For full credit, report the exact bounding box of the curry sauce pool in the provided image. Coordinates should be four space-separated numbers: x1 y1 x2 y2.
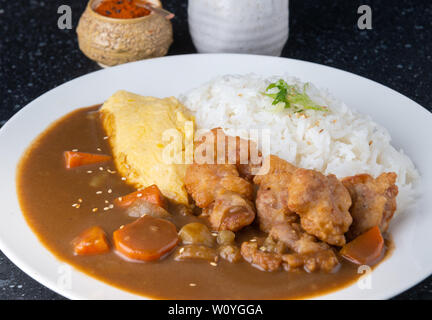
17 105 390 299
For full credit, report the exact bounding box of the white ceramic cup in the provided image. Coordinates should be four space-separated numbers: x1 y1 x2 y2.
188 0 289 56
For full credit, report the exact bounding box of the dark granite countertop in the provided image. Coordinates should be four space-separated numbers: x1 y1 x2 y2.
0 0 431 300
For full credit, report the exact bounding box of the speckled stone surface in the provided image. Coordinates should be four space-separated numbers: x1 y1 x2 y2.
0 0 431 300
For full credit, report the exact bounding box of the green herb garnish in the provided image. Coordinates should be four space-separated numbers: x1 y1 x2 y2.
263 79 328 113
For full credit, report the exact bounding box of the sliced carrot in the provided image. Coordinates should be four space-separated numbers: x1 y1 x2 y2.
64 151 111 169
114 185 166 209
72 226 110 255
113 215 178 261
340 226 384 265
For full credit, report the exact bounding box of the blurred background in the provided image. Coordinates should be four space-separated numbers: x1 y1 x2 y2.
0 0 431 299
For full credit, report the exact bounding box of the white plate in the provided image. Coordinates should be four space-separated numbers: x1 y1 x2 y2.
0 54 431 300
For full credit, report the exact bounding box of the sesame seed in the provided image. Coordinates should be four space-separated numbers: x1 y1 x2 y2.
137 193 142 197
118 197 123 202
72 149 78 152
87 170 93 174
105 200 109 204
109 204 114 209
72 203 78 208
96 191 103 194
179 247 185 253
107 189 112 194
103 207 109 211
78 198 83 203
121 177 126 181
120 225 124 229
250 238 257 242
189 283 197 287
210 262 217 267
97 148 102 152
99 167 104 171
92 208 98 212
103 136 109 140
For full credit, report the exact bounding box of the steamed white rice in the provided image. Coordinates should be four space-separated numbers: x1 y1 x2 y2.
180 74 420 214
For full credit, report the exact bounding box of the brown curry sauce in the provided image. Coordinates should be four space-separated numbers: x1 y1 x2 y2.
16 106 392 299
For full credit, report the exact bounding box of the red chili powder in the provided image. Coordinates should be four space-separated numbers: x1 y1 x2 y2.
94 0 151 19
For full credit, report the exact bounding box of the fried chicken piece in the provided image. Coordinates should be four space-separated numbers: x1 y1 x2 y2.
185 129 256 232
241 222 339 273
288 168 352 246
194 128 262 180
270 223 339 272
240 240 282 272
282 250 339 273
252 156 339 273
253 155 297 232
254 155 297 182
185 164 253 208
185 164 255 231
204 191 255 232
342 172 398 240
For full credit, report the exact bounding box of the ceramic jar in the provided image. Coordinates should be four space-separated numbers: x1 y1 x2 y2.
188 0 289 56
77 0 173 67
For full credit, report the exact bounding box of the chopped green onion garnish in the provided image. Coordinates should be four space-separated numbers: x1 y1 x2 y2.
262 79 328 113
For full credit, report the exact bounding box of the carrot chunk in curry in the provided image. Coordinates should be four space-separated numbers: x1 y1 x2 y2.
72 226 110 255
113 215 178 261
64 151 111 169
340 226 384 265
114 184 166 209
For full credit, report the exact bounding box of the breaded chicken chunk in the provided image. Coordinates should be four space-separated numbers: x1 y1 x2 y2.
185 164 253 208
270 223 339 272
194 128 262 181
185 163 255 232
342 172 398 240
240 222 339 273
241 240 282 272
253 155 297 232
288 168 352 246
250 156 339 272
204 190 256 232
185 129 257 232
